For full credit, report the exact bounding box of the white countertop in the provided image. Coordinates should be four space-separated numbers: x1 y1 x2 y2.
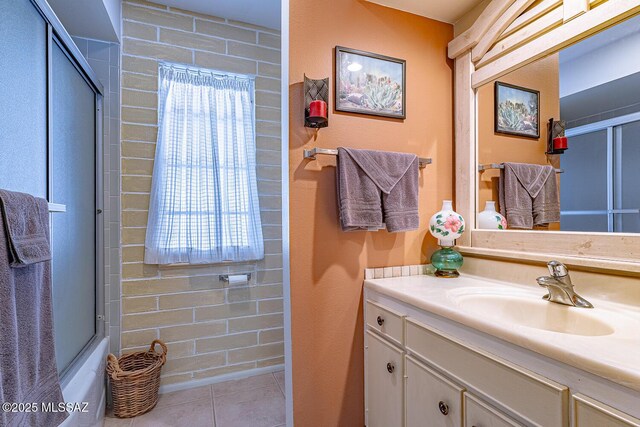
365 274 640 391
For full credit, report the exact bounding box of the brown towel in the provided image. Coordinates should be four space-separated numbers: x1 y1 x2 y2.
0 190 67 427
336 148 419 232
499 163 560 229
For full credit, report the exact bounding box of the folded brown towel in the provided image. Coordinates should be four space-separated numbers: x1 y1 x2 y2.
499 163 560 229
336 148 419 232
0 189 51 267
0 190 67 427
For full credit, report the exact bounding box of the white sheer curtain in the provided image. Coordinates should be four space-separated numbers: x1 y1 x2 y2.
144 64 264 264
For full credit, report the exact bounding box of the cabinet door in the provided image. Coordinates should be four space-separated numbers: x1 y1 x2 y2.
405 355 464 427
464 393 522 427
406 318 568 426
573 394 640 427
365 331 403 427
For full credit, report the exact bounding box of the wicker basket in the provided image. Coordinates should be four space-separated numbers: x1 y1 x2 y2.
106 340 168 418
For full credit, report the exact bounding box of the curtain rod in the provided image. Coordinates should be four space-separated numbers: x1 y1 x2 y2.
159 61 256 81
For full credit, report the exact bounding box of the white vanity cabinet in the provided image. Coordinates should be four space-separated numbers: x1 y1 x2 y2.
364 300 406 426
365 330 404 427
365 299 569 427
464 394 522 427
364 276 640 427
405 355 465 427
365 300 404 347
405 318 568 426
573 394 640 427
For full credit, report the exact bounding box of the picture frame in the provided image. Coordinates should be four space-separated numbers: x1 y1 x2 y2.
494 82 540 139
335 46 406 119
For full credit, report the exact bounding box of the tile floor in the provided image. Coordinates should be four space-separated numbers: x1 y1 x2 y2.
104 370 285 427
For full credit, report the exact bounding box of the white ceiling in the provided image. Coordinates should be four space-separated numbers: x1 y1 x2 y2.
559 14 640 97
560 14 640 63
365 0 485 24
153 0 281 30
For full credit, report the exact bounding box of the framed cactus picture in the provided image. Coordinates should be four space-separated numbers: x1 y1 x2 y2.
335 46 406 119
494 82 540 138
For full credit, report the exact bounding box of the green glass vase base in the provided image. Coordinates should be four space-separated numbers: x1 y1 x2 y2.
434 269 460 278
430 247 463 279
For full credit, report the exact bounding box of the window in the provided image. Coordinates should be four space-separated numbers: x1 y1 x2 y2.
145 63 264 264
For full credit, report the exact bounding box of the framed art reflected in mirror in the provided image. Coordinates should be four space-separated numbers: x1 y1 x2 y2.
494 82 540 139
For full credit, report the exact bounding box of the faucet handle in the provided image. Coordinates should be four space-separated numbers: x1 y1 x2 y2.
547 261 568 278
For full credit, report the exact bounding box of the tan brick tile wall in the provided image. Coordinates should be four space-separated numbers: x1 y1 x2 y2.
190 362 255 382
121 0 282 386
122 295 158 313
159 320 227 342
195 332 257 353
228 313 283 334
259 328 284 345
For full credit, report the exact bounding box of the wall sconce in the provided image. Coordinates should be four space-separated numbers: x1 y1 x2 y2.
304 74 329 128
546 118 568 154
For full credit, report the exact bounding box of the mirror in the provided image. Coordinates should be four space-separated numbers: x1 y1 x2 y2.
477 14 640 233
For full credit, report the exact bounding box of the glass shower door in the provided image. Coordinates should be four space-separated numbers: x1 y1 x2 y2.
560 129 609 231
0 0 48 196
50 40 98 374
563 117 640 233
615 121 640 233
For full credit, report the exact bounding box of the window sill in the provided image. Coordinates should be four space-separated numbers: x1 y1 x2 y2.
155 260 245 268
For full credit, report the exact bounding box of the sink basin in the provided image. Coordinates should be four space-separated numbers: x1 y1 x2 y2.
455 293 615 336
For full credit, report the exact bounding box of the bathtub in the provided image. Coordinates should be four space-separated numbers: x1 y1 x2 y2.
59 337 108 427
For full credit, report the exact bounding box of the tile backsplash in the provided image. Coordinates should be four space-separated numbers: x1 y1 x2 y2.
364 264 433 280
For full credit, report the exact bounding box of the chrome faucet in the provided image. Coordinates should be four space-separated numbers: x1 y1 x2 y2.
537 261 593 308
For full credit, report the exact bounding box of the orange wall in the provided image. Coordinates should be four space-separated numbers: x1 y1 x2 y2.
477 53 560 215
289 1 453 424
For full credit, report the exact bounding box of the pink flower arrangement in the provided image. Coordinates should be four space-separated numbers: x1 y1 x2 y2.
444 216 462 233
500 218 508 229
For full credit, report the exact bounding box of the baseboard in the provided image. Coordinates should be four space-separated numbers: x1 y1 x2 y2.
158 364 285 394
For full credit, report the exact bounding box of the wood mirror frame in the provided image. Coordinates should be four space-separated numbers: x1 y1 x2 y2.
448 0 640 272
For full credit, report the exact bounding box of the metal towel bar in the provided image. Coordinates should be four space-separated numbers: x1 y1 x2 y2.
303 147 432 169
48 203 66 213
478 163 564 173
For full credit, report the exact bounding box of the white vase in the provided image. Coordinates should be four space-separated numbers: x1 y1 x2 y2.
478 201 507 230
429 200 465 247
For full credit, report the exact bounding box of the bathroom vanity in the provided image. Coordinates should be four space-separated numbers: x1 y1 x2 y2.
363 273 640 427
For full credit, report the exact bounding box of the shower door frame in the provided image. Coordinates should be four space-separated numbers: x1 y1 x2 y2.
564 111 640 232
31 0 105 383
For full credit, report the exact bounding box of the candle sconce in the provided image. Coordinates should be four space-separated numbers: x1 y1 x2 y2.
546 118 567 155
304 74 329 128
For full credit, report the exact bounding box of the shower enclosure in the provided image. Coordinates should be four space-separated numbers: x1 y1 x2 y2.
0 0 106 424
562 114 640 233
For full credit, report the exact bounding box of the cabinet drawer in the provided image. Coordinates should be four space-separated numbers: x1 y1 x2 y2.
366 300 404 346
365 330 404 427
405 318 568 427
405 355 464 427
464 393 522 427
573 394 640 427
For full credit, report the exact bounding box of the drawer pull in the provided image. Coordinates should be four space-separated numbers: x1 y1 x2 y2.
386 362 395 373
438 401 449 416
376 316 385 326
